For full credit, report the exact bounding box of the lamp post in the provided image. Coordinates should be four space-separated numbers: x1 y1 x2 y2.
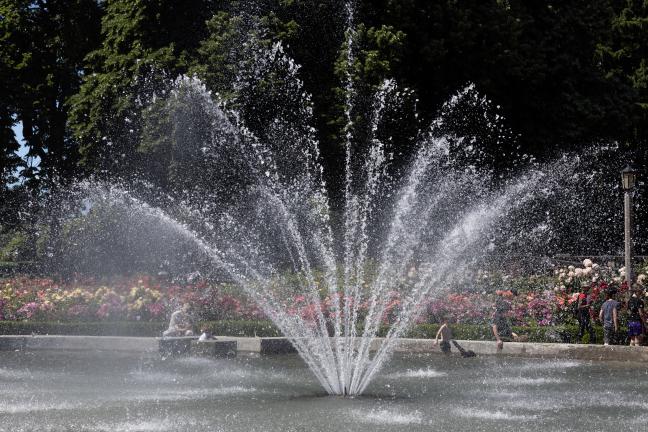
621 165 638 285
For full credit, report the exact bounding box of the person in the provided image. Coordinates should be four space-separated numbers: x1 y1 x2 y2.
576 283 596 344
598 289 619 345
162 303 194 337
434 320 453 354
491 289 525 350
627 284 645 346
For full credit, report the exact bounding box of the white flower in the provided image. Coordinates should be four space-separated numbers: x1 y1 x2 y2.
575 268 584 276
592 263 600 270
568 265 575 271
637 274 646 283
568 271 575 278
583 259 593 268
583 267 592 276
613 277 621 283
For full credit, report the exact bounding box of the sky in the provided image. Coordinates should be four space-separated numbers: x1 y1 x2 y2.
13 123 27 158
10 122 40 186
13 122 41 163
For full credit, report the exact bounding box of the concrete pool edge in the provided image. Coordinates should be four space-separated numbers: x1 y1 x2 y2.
1 335 647 361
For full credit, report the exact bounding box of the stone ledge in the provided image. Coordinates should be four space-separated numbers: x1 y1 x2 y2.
158 336 195 357
0 335 158 352
260 337 297 354
2 335 647 362
392 338 648 361
190 340 237 357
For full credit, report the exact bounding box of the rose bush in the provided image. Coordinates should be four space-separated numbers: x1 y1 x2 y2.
0 259 646 326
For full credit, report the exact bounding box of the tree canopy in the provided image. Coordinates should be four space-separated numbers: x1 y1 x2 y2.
1 0 647 267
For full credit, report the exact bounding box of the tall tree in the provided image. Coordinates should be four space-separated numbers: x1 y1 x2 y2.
597 0 648 144
0 0 103 189
360 0 634 160
68 0 218 180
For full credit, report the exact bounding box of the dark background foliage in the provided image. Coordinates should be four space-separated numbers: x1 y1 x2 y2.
1 0 647 274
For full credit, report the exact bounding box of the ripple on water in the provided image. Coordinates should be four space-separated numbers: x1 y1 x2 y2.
0 400 83 414
517 360 582 371
387 368 447 379
454 408 537 421
93 418 222 432
352 408 424 425
117 385 258 403
127 370 180 383
482 377 565 386
173 357 219 368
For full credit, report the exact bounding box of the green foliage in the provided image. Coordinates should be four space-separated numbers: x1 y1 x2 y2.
334 24 405 89
362 0 636 156
0 230 29 262
0 0 103 188
200 320 282 337
596 0 648 140
0 319 611 343
331 23 407 135
0 320 166 336
4 0 648 268
68 0 217 176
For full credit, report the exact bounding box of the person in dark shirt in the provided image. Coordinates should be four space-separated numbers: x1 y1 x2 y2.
627 284 645 346
598 289 619 345
491 289 525 350
576 283 596 344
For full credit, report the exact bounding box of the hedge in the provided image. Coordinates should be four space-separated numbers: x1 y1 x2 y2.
0 321 167 337
0 320 613 343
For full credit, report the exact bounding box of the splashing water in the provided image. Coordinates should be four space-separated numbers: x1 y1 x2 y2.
62 3 622 397
75 72 558 396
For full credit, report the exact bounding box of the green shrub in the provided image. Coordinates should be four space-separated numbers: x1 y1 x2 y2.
0 320 613 343
0 321 166 337
199 320 281 337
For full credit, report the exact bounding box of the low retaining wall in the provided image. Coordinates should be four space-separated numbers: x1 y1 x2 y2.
392 338 648 362
1 335 647 362
0 335 158 352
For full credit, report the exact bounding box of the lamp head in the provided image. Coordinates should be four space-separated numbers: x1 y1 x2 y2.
621 165 638 191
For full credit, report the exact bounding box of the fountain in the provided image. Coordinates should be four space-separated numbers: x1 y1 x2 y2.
44 0 634 398
67 22 561 398
4 3 648 432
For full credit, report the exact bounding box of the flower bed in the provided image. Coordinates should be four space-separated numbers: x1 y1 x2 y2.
1 259 646 329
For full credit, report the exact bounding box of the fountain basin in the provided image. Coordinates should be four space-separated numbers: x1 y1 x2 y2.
3 335 648 362
1 348 646 431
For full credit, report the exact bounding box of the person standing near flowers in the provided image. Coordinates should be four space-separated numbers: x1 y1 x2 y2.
627 284 645 346
598 289 619 345
491 289 522 350
576 282 596 344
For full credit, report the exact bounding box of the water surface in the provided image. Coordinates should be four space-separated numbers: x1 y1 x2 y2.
0 350 645 431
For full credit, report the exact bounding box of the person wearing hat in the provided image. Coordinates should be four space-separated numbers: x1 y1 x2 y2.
576 282 596 344
627 284 645 346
